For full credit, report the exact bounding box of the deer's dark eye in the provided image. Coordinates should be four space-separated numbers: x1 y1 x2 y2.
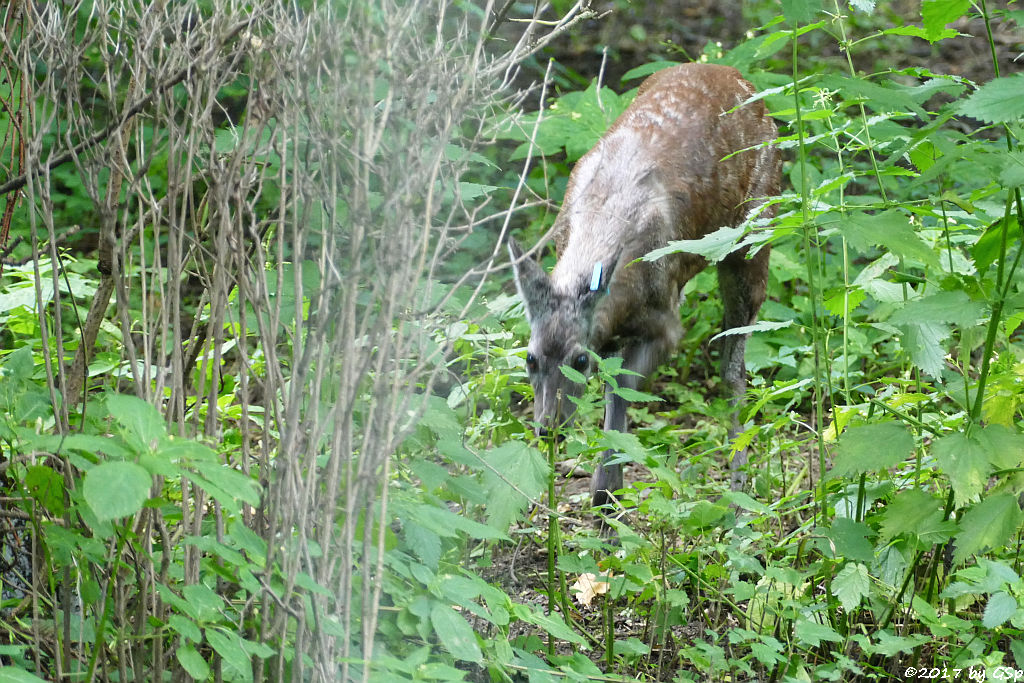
572 353 589 372
525 352 538 373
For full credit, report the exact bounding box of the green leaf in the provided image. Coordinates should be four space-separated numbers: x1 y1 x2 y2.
840 210 938 268
512 603 587 646
972 216 1019 272
984 591 1018 628
106 393 166 452
559 364 587 384
190 463 262 510
933 432 992 506
206 629 253 683
181 583 227 621
885 25 958 41
818 74 926 118
0 668 50 683
1000 150 1024 188
175 644 210 680
889 291 983 330
83 461 151 521
611 386 662 402
411 501 506 541
167 614 202 643
879 488 946 543
899 319 949 378
870 630 930 656
430 603 483 663
975 424 1024 470
641 226 745 264
824 518 875 562
481 441 548 533
711 320 793 341
24 465 65 516
922 0 970 41
794 619 842 647
833 563 871 612
954 493 1024 564
781 0 822 25
829 422 915 478
959 74 1024 123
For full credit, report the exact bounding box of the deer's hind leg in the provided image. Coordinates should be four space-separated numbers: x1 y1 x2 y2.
716 246 770 490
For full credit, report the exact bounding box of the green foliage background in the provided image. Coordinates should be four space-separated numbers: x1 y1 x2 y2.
2 0 1024 681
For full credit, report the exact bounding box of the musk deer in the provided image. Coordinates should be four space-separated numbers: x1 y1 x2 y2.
508 63 780 509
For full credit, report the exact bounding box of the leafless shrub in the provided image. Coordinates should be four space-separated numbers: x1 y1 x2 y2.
0 0 596 679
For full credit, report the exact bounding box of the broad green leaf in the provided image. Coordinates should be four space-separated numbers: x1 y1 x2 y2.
885 25 957 42
412 501 506 541
818 75 926 118
405 521 442 569
984 591 1018 628
191 462 261 508
642 226 745 264
781 0 822 25
954 493 1023 564
888 291 983 330
512 603 587 646
181 583 227 621
106 393 166 452
1001 150 1024 187
559 364 586 383
167 614 202 643
83 461 151 521
823 518 874 562
870 630 930 656
898 319 949 378
430 603 483 663
933 432 992 506
206 629 254 683
598 429 648 459
0 668 50 683
972 216 1019 272
959 74 1024 123
794 619 842 647
879 488 946 542
175 644 210 681
611 386 663 402
24 465 65 516
833 563 871 613
976 425 1024 469
829 422 915 478
750 641 787 666
840 210 938 268
922 0 970 41
482 441 548 533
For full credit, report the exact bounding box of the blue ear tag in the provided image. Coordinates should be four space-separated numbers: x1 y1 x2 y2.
590 262 603 292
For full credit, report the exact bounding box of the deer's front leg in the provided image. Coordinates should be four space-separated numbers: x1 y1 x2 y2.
591 379 629 509
591 338 670 510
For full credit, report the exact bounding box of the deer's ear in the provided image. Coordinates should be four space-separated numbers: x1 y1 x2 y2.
508 238 554 324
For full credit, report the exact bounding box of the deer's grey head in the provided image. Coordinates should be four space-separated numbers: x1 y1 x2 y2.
508 238 615 436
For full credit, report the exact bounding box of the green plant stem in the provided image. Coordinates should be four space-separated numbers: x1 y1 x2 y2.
792 22 828 526
85 529 129 681
547 433 557 659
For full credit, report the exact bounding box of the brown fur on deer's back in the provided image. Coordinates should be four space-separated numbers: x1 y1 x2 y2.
549 63 779 355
